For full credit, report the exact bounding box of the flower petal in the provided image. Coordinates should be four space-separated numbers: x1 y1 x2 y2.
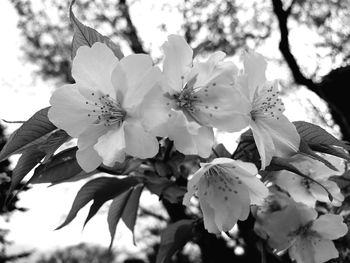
250 119 275 169
262 115 300 158
312 239 339 263
183 168 205 206
195 85 251 132
75 124 107 172
124 67 162 110
162 35 193 92
48 84 93 137
72 43 119 100
240 51 267 101
94 124 126 166
311 214 348 240
140 85 173 137
124 121 159 159
288 236 315 263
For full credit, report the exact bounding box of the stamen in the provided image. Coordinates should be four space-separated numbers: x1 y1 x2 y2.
86 94 126 126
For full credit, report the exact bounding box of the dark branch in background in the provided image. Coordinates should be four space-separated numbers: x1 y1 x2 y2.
272 0 350 141
119 0 147 54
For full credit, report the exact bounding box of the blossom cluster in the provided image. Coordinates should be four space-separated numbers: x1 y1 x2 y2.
48 35 347 263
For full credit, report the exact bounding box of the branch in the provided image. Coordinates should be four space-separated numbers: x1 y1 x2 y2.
118 0 147 54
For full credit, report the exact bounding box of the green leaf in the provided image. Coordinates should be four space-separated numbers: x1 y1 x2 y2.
212 143 231 158
9 148 46 193
38 130 71 163
70 0 124 59
156 219 195 263
0 107 56 161
31 147 93 185
294 121 350 150
107 184 143 249
56 176 139 230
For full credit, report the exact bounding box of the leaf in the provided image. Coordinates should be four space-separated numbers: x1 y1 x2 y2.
299 140 338 171
212 143 232 158
293 121 350 150
31 147 94 185
310 144 350 162
9 148 46 193
56 176 139 230
107 184 143 249
156 219 195 263
70 0 124 59
0 107 56 161
145 175 186 204
38 130 71 163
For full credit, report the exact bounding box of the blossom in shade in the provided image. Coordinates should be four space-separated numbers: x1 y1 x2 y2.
49 43 161 172
183 157 269 234
141 35 247 157
254 191 348 263
271 153 344 207
233 51 300 169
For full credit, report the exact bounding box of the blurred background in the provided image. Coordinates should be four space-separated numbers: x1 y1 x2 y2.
0 0 350 262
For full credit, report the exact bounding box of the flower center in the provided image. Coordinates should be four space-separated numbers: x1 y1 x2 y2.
173 75 201 114
250 84 284 121
86 93 126 127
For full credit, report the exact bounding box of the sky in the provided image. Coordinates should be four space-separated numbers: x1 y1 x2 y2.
0 0 341 262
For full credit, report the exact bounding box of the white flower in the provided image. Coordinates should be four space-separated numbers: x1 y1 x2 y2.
49 43 161 172
183 157 269 234
289 214 348 263
235 51 300 169
254 191 348 263
272 154 344 207
141 35 247 157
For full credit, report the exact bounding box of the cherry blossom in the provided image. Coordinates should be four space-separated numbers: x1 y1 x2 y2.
254 191 347 263
271 153 344 207
141 35 247 157
49 43 161 172
234 51 300 169
183 158 269 234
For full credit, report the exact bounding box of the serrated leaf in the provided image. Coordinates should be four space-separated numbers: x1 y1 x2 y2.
9 148 46 193
0 107 56 161
70 0 123 59
31 147 94 185
294 121 350 150
56 176 139 230
156 219 195 263
107 184 143 249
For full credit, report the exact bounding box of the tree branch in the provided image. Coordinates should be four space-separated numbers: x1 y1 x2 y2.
119 0 147 54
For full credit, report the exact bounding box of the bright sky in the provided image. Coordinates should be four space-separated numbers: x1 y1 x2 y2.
0 0 340 262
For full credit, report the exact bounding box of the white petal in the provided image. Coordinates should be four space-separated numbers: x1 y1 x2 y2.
312 239 339 263
162 35 193 92
195 85 251 132
94 124 126 166
250 119 275 169
140 85 173 137
167 110 214 157
241 51 267 101
233 161 269 205
76 124 107 172
183 168 205 206
289 237 315 263
262 115 300 158
197 179 220 234
311 214 348 240
48 84 93 137
125 67 162 110
273 171 317 207
72 43 118 100
124 122 159 159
